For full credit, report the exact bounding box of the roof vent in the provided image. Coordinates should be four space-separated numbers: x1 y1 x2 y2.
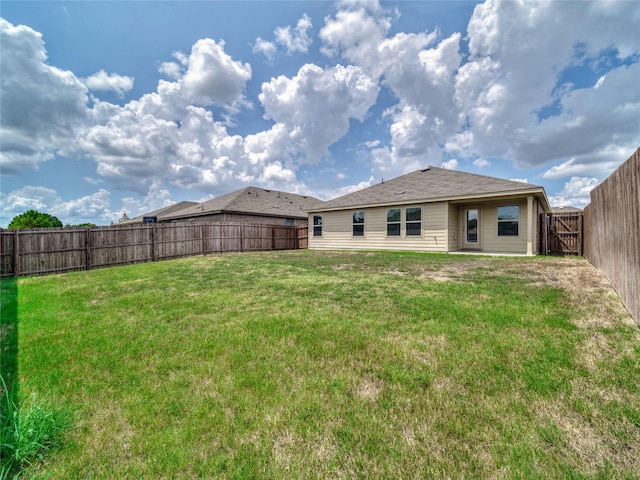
394 191 406 195
421 167 431 172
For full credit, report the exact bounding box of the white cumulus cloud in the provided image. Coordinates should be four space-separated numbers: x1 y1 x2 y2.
259 63 379 163
181 38 252 107
0 186 114 226
548 176 599 208
252 38 277 60
275 14 313 54
254 14 313 59
441 159 459 170
459 0 640 172
0 18 88 173
83 70 134 97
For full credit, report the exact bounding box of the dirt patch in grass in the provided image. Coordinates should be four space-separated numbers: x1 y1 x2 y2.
519 258 634 329
533 396 640 474
416 259 491 282
353 376 383 402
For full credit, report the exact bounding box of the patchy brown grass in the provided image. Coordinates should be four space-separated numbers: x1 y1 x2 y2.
11 250 639 479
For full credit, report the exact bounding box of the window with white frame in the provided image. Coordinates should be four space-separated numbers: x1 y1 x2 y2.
387 209 401 236
497 205 519 236
406 207 422 236
353 211 364 236
313 215 323 237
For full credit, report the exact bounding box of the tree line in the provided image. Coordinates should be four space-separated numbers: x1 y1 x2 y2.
5 210 96 229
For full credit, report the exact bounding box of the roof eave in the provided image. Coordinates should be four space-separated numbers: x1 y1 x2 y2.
306 188 549 213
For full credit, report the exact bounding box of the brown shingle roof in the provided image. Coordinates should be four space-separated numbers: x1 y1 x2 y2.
120 201 198 224
162 187 323 221
309 166 548 212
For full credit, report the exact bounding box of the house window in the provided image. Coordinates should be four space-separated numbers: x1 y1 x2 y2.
498 205 519 236
353 211 364 237
284 218 294 226
313 215 323 237
387 209 401 236
406 207 422 236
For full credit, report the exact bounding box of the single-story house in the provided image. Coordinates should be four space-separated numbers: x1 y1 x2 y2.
307 166 551 255
125 187 322 227
119 201 198 224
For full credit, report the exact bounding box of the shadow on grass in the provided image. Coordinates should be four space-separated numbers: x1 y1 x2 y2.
1 276 18 393
1 277 72 478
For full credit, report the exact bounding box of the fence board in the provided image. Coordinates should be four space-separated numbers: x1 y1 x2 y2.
584 147 639 325
0 222 304 277
297 225 309 249
18 229 87 274
0 230 15 277
89 226 153 269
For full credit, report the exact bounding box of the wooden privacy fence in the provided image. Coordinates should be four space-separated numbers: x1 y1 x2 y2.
0 223 310 277
584 146 639 325
541 212 583 255
296 225 309 249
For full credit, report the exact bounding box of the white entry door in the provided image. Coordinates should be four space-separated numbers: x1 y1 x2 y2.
463 208 480 250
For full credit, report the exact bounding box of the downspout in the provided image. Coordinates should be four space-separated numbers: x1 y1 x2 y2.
527 196 534 256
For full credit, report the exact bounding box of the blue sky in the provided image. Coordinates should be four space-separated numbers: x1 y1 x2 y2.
1 0 638 227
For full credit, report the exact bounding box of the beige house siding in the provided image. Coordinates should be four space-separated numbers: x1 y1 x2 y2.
447 203 459 251
309 203 449 252
471 199 529 254
310 196 541 255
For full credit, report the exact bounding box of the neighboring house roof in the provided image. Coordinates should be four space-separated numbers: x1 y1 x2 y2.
550 206 583 213
161 187 323 221
120 201 198 224
308 166 550 212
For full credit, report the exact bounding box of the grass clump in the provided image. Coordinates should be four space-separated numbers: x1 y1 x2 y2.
0 376 71 479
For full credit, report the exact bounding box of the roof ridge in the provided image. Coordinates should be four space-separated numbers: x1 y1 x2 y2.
425 165 542 188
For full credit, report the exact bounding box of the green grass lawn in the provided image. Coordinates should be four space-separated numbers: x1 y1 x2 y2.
2 250 639 478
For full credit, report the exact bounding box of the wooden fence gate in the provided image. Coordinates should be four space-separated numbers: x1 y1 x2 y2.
541 212 583 255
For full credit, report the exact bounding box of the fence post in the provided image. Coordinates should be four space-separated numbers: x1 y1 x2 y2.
151 224 156 262
578 213 584 256
85 228 91 271
272 226 276 250
201 224 206 256
13 230 19 276
240 224 244 252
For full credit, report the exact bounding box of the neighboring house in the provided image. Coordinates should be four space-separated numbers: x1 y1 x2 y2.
550 206 583 214
307 166 551 256
120 201 198 224
128 187 322 227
